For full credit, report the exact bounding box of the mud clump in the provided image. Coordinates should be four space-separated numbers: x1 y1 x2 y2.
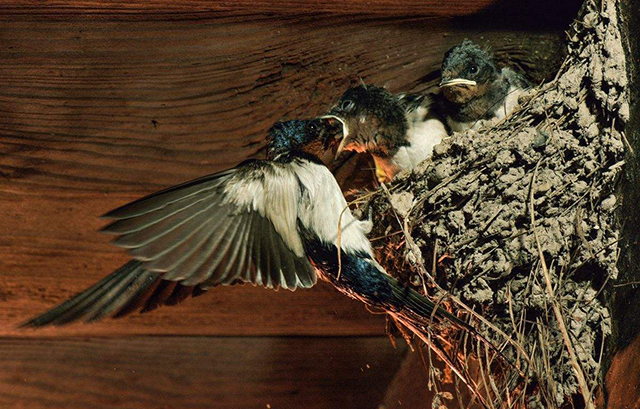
365 0 628 405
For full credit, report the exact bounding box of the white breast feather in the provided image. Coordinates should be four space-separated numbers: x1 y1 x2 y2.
391 107 447 171
492 86 523 120
223 160 372 258
393 119 446 171
291 161 374 256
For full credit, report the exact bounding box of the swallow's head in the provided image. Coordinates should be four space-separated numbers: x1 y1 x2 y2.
324 84 407 158
267 118 341 159
439 40 499 104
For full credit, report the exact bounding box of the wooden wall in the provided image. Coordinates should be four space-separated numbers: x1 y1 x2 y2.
0 1 578 407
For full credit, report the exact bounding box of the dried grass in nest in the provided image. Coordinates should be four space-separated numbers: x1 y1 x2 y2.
353 0 629 407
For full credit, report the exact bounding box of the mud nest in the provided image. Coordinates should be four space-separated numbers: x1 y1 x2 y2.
360 0 629 406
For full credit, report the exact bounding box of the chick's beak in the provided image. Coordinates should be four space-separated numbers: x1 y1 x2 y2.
440 78 478 88
320 114 349 159
439 78 478 88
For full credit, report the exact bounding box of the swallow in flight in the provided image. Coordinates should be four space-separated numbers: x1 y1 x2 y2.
22 118 466 333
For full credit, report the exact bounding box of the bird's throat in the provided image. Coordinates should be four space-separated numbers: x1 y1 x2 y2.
373 156 398 183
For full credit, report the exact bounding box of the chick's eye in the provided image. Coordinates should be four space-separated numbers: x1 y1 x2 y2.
341 100 355 111
469 66 478 74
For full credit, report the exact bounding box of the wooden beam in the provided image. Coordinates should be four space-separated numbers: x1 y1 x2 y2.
604 335 640 409
605 0 640 406
0 0 499 19
0 16 564 192
0 336 406 409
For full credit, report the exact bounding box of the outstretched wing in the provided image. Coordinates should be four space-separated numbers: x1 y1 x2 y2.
102 160 316 290
21 160 317 327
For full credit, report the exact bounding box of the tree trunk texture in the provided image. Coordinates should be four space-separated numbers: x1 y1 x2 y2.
361 0 637 407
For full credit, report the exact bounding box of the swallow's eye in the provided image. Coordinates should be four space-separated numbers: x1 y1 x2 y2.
469 65 478 74
341 100 355 111
306 121 319 133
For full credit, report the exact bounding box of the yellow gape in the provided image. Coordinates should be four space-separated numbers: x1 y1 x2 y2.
375 161 389 183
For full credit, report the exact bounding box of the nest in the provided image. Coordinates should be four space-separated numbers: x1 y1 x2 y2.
360 0 628 406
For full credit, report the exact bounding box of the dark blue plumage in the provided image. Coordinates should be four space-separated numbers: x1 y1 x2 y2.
267 119 338 160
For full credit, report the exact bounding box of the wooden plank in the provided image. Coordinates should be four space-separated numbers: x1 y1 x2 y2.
0 190 387 337
382 346 481 409
0 16 565 336
0 0 499 18
0 336 407 409
0 17 564 194
605 334 640 408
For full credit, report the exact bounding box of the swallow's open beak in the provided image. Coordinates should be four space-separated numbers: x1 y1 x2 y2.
321 115 349 159
439 78 478 88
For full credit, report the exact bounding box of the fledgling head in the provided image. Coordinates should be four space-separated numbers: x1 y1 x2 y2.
440 40 499 104
325 85 408 158
266 118 340 160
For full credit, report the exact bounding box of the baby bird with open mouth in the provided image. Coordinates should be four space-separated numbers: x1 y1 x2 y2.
325 84 447 183
438 39 529 132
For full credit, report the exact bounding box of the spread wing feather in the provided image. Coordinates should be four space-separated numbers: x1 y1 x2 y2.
21 159 317 327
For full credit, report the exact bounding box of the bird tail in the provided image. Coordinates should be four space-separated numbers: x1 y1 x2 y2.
20 261 170 328
386 275 524 378
385 274 475 333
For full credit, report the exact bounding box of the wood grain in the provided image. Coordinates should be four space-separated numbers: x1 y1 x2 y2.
0 192 387 337
0 4 584 409
0 16 564 193
605 334 640 409
382 346 484 409
0 0 499 19
0 14 566 337
0 336 407 409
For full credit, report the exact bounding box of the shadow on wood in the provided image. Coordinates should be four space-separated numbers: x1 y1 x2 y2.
0 336 406 409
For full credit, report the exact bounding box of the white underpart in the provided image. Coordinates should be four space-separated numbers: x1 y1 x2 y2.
382 106 447 177
291 160 374 256
224 159 373 258
448 85 524 132
492 85 524 121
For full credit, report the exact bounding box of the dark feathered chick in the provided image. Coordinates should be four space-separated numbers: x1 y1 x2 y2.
325 84 447 183
438 40 529 131
20 118 468 337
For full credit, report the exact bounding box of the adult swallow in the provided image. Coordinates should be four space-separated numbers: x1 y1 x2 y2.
438 39 529 132
325 84 447 183
21 118 466 333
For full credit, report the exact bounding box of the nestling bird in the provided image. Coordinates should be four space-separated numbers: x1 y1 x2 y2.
438 40 529 132
21 118 466 332
325 84 447 183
